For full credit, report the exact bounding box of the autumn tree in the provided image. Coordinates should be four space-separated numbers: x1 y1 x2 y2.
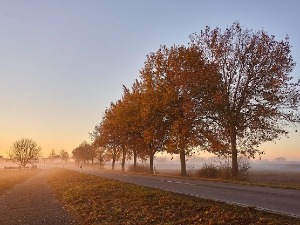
190 22 300 178
93 108 122 170
95 146 109 166
94 81 160 173
72 141 94 165
93 98 134 172
139 64 170 174
90 126 111 167
9 138 41 168
119 84 149 169
96 85 152 172
142 45 218 176
112 90 137 172
104 99 129 172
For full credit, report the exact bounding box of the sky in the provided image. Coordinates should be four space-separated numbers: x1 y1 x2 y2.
0 0 299 160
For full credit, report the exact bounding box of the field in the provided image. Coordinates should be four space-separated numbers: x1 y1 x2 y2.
248 169 300 189
0 169 40 195
48 168 300 225
149 161 300 189
144 166 300 190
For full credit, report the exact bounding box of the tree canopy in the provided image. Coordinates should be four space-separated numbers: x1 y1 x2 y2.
92 22 300 178
9 138 41 167
190 22 300 176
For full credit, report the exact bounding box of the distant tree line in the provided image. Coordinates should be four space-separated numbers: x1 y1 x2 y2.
76 22 300 178
48 149 70 167
72 141 108 167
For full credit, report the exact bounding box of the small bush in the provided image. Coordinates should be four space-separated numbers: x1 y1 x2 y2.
196 156 251 181
196 163 219 178
218 164 232 179
237 156 251 180
128 164 150 173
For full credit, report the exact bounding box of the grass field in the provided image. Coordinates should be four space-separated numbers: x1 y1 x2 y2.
48 168 300 225
249 169 300 183
0 169 40 195
151 168 300 190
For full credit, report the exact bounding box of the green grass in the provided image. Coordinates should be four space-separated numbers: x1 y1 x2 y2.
48 168 300 225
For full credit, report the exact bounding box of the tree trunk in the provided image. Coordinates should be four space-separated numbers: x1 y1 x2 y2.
133 151 137 170
180 149 187 176
149 152 154 174
231 127 238 179
112 154 116 170
99 155 102 166
121 149 126 172
112 146 117 170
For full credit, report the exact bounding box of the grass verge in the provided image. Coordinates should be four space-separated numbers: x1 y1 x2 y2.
48 168 300 225
0 169 41 195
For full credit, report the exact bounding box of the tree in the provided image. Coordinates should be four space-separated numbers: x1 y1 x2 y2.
100 100 128 171
93 110 122 170
94 78 167 174
93 86 148 172
72 141 94 165
275 157 286 162
49 149 60 160
9 138 41 168
109 94 134 172
141 45 218 176
59 149 69 167
49 149 56 159
139 66 169 174
190 22 300 178
94 146 109 166
118 84 149 171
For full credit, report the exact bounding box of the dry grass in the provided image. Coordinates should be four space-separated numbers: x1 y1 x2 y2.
0 169 41 195
48 168 300 225
249 170 300 183
156 169 300 190
238 170 300 190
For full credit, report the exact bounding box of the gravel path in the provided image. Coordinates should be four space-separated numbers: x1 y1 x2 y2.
0 169 77 225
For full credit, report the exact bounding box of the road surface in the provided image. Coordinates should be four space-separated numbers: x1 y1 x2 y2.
69 166 300 218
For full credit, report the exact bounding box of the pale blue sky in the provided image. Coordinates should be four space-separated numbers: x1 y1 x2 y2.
0 0 299 159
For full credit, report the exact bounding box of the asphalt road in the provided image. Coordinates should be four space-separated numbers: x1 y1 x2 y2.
69 166 300 218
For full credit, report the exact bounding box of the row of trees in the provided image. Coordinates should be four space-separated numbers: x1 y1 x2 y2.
7 138 109 168
89 22 299 178
72 141 108 166
7 138 72 168
48 148 70 167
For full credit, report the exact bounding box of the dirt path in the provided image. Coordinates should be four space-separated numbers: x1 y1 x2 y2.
0 169 77 225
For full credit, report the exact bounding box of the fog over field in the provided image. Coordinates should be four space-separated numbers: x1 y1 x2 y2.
1 153 299 185
133 155 300 172
2 155 299 171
